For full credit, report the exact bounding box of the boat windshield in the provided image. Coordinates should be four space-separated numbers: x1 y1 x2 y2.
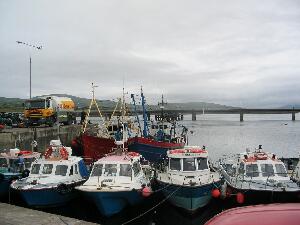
0 158 7 167
91 164 103 177
104 164 117 176
260 164 274 177
55 165 68 176
24 157 36 169
246 164 259 177
42 164 53 174
183 158 196 171
31 164 41 174
197 157 208 170
170 158 181 171
275 164 288 177
120 164 132 177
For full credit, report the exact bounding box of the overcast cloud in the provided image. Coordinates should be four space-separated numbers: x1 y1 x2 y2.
1 0 300 107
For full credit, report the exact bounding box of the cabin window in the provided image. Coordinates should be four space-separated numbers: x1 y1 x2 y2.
69 165 73 176
120 164 132 177
170 158 181 171
0 158 7 167
31 164 41 174
275 164 287 177
132 162 141 176
197 158 208 170
183 158 196 171
261 164 274 177
238 163 245 175
42 164 53 174
55 165 68 176
74 164 78 174
104 164 117 176
246 164 259 177
91 164 103 176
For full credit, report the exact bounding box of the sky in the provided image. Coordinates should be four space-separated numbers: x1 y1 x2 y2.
0 0 300 108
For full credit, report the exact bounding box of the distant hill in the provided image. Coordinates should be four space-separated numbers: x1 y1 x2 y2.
279 104 300 109
0 94 238 112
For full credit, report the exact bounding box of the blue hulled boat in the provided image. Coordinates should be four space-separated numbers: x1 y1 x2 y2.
156 146 221 212
11 140 89 207
0 148 40 198
76 146 151 217
128 90 187 163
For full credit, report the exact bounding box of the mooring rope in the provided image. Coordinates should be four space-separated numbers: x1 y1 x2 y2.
121 185 182 225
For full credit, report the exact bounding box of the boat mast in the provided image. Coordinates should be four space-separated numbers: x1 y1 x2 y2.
130 94 142 137
141 87 149 137
82 83 108 135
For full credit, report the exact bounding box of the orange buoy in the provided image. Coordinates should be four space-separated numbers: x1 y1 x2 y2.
142 186 152 197
236 192 245 204
211 189 221 198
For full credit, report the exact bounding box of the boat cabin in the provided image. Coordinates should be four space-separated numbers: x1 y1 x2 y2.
0 149 40 173
167 147 209 172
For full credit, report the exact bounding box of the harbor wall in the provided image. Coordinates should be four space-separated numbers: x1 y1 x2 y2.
0 125 82 152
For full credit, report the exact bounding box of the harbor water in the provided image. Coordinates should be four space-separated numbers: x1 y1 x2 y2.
4 114 300 225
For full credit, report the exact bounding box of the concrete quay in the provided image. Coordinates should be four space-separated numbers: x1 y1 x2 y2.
0 203 98 225
0 125 82 152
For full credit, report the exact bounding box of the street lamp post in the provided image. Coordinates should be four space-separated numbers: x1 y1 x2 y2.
16 41 42 99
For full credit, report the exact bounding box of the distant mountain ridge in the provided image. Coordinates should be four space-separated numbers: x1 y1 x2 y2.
0 94 238 111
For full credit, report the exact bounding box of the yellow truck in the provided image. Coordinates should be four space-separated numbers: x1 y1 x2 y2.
24 96 76 126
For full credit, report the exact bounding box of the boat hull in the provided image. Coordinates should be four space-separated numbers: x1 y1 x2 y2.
0 173 21 198
73 134 117 164
17 187 77 207
128 137 184 163
83 190 143 217
157 180 218 212
225 182 300 202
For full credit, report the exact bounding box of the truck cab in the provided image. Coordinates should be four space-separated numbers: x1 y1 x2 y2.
24 96 76 127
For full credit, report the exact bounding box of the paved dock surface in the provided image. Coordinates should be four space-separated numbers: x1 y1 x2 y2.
0 203 99 225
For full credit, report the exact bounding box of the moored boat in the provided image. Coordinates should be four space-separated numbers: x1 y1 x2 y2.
76 145 152 217
218 145 300 202
156 146 221 213
128 90 187 163
0 148 40 198
11 140 89 207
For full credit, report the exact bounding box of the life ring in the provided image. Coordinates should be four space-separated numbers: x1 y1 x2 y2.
59 147 69 160
19 150 32 155
255 153 268 160
127 152 140 157
44 147 53 159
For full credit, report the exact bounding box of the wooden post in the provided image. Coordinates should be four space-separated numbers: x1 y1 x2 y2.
192 112 197 121
292 112 295 121
240 113 244 122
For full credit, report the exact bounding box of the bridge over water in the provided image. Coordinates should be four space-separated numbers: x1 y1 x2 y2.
76 108 300 122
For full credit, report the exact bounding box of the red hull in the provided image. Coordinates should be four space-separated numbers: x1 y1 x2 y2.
81 134 116 163
127 137 184 149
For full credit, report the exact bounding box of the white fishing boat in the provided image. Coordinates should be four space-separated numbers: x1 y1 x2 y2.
76 145 152 217
156 146 221 213
11 140 89 207
218 145 300 201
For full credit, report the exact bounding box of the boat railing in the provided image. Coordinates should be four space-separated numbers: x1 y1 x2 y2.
231 170 299 191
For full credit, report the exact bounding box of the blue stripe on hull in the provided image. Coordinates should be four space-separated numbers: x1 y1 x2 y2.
84 190 143 217
158 181 219 212
20 188 76 207
129 143 175 163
